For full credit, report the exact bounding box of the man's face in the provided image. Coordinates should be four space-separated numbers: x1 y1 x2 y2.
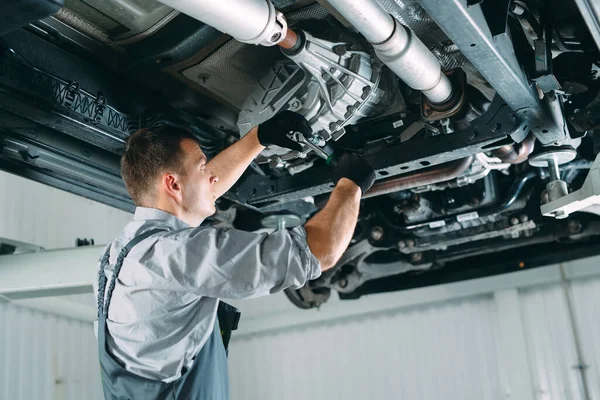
177 139 219 225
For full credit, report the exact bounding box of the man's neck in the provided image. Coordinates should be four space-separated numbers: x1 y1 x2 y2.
149 199 190 225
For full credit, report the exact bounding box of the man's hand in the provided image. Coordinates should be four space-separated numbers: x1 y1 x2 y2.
332 153 376 195
205 111 310 199
257 111 310 152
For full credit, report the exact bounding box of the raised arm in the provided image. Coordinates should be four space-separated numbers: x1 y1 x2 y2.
207 127 264 199
304 179 361 271
207 111 307 199
304 154 376 270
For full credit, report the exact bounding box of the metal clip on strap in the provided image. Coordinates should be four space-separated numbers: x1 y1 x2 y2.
97 229 165 318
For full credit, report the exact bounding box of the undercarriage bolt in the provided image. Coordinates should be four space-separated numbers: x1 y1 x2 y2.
288 99 301 110
405 239 415 248
520 215 529 223
338 278 348 289
398 240 406 249
370 226 384 241
410 252 423 263
511 217 520 226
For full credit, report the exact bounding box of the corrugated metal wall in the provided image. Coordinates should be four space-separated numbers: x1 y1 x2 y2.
520 284 585 399
0 302 102 400
228 274 600 400
229 295 503 400
570 277 600 398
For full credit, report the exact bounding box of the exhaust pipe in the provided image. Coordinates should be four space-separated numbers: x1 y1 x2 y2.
155 0 452 103
325 0 453 104
154 0 290 47
363 157 473 198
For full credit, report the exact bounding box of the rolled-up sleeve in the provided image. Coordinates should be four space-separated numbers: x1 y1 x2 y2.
148 226 321 299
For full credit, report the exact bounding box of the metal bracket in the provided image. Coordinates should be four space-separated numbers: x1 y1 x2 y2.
416 0 569 145
233 95 515 206
92 92 107 125
541 153 600 218
64 81 79 109
569 107 600 132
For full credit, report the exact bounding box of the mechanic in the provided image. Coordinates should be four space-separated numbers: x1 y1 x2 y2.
94 111 376 400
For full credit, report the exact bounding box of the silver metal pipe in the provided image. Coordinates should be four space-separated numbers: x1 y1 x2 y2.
326 0 453 104
547 156 561 182
375 21 454 103
155 0 288 46
325 0 395 44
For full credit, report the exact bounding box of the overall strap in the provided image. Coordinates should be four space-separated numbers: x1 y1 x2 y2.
97 229 165 318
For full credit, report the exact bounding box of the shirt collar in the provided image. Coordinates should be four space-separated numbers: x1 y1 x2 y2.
133 207 191 230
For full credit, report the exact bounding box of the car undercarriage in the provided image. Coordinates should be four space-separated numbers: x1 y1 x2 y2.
2 0 600 308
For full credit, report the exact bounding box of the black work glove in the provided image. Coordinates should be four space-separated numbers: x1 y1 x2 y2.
332 153 376 194
257 111 309 152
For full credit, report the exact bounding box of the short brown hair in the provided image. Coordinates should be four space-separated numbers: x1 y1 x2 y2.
121 126 197 205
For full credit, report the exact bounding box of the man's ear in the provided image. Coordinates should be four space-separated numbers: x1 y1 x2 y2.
162 172 183 203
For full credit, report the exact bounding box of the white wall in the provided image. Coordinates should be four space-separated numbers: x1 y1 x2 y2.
0 170 131 249
0 301 102 400
520 285 583 398
227 261 600 400
570 278 600 398
229 295 503 400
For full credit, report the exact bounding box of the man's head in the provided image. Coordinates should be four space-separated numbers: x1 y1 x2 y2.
121 126 219 226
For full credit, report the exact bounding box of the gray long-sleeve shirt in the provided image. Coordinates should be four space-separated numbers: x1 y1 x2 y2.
93 207 320 382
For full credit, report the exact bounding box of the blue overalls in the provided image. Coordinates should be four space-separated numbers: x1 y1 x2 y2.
96 229 239 400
